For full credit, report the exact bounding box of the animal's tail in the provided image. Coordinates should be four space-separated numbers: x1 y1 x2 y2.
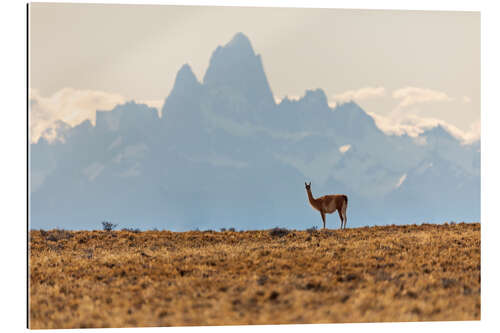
343 195 348 206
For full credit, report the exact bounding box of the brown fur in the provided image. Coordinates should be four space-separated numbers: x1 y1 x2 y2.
305 182 348 229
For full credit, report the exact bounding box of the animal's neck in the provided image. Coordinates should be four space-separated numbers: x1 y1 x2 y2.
306 189 316 205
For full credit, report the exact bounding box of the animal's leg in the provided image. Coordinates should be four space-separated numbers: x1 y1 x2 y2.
337 210 344 230
321 211 326 229
342 202 348 230
343 211 347 230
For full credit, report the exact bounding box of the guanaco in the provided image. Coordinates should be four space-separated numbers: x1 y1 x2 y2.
305 182 348 229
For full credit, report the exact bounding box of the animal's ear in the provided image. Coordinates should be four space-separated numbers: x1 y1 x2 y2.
308 182 311 186
304 182 307 186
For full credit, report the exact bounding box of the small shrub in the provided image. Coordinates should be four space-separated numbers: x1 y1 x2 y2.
220 228 226 232
102 221 118 232
306 226 318 234
228 227 236 232
269 227 290 238
46 229 73 242
121 228 141 233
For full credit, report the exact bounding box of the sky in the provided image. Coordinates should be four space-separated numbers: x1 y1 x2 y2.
29 3 480 144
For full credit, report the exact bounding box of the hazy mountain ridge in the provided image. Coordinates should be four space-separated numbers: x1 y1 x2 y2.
30 33 480 230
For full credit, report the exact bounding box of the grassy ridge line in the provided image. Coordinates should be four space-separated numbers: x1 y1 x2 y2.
29 223 480 328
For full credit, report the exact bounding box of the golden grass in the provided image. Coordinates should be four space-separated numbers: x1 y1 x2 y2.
29 223 480 329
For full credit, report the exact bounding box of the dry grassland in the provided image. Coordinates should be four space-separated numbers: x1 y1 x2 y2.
29 223 480 329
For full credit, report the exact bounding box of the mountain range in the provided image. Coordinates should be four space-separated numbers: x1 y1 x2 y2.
29 33 480 231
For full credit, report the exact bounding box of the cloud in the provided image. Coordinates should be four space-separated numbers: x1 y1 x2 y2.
395 173 407 188
368 86 478 144
82 162 105 182
464 119 481 143
119 163 141 178
392 87 453 109
367 110 480 144
332 86 386 103
339 144 351 154
274 95 302 104
29 88 163 143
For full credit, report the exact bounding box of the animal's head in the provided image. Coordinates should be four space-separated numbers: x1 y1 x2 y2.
304 182 311 191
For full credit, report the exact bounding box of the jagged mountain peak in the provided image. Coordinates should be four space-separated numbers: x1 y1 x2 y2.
203 33 259 84
330 101 363 118
161 63 204 118
333 100 362 111
302 89 329 107
329 101 381 134
422 124 456 142
333 101 373 119
226 32 254 53
174 64 200 87
202 32 274 109
96 101 159 131
210 32 256 61
166 63 202 101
